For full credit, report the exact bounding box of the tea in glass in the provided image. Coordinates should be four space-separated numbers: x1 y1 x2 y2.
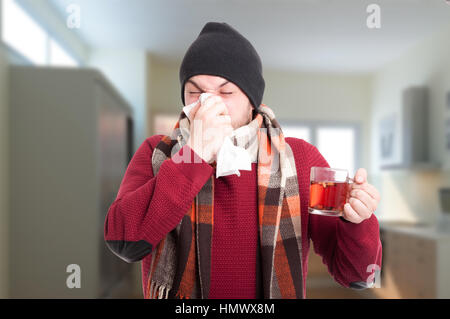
308 167 353 217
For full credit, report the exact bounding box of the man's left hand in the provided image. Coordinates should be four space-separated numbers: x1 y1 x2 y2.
342 168 381 224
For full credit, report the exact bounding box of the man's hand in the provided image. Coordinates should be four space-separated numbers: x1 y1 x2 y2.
342 168 381 224
186 95 233 164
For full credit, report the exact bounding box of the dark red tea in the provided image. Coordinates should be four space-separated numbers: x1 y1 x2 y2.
309 181 349 213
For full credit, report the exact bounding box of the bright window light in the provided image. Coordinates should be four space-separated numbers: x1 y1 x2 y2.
49 39 78 67
317 127 355 176
2 0 47 65
2 0 79 67
282 126 311 143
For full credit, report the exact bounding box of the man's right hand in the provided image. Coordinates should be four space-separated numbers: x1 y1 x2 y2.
186 95 233 164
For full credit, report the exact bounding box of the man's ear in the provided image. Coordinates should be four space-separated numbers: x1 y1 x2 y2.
251 105 257 118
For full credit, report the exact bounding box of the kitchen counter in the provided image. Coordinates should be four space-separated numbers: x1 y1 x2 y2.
378 220 450 298
379 221 450 240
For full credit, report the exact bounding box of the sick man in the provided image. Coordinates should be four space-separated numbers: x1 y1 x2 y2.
104 22 382 299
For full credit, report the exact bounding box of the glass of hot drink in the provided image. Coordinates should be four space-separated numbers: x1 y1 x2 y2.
308 167 354 217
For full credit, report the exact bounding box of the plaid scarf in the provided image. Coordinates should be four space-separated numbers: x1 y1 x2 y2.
146 104 303 299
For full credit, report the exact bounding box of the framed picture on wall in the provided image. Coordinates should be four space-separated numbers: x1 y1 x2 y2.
379 113 398 167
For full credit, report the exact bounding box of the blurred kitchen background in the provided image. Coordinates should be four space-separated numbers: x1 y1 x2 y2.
1 0 450 299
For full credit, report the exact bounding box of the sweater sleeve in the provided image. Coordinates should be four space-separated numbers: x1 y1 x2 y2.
103 135 214 263
305 142 383 290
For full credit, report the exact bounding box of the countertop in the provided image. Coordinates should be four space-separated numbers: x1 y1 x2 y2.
379 220 450 240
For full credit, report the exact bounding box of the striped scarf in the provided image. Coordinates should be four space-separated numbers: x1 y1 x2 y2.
147 103 303 299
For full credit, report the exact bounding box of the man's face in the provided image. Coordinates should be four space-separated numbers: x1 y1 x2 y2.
184 74 254 130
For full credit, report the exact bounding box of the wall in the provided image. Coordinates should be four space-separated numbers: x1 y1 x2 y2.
0 0 9 298
147 54 182 116
0 45 9 299
370 23 450 223
89 49 148 152
263 69 372 171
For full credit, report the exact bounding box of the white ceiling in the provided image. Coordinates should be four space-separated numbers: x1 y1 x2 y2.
50 0 450 73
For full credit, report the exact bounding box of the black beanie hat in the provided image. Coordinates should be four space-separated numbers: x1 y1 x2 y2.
179 22 265 109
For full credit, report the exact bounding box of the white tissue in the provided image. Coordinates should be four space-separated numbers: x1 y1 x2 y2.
182 93 213 118
215 134 252 177
182 93 252 178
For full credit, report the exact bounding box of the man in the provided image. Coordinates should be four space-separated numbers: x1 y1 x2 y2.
104 22 382 299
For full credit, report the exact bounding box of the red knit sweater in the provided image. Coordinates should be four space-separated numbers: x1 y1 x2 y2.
104 134 382 299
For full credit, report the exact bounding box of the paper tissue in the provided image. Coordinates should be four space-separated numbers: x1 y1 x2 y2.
182 93 253 178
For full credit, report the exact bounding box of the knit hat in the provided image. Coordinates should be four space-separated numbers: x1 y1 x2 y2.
179 22 265 109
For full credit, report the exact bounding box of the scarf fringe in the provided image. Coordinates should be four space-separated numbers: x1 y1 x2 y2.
175 290 190 299
148 280 170 299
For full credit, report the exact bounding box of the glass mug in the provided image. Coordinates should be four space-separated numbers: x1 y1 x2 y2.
308 167 354 217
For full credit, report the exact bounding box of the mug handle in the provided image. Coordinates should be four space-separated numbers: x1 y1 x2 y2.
345 177 354 203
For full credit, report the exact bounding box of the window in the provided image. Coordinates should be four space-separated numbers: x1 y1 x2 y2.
2 0 47 64
1 0 79 67
49 38 78 67
317 126 355 175
281 121 359 176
